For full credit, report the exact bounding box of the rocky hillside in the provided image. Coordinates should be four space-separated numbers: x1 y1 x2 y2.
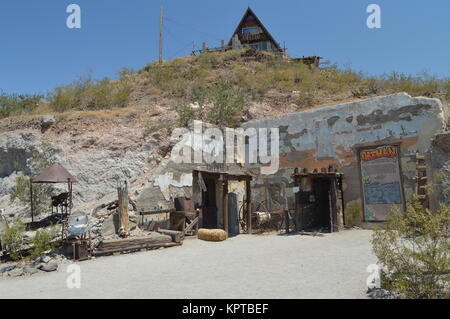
0 49 449 220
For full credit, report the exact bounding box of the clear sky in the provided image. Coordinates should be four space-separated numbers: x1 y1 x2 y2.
0 0 449 95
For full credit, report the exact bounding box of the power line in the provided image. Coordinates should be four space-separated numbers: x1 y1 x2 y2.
164 16 225 42
168 41 195 60
162 24 195 59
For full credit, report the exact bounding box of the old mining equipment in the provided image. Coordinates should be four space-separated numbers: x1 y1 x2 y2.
62 211 91 261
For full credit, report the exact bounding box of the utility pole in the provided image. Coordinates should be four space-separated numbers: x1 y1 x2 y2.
159 6 163 63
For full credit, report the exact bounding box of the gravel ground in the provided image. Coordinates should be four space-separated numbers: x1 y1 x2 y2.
0 229 376 299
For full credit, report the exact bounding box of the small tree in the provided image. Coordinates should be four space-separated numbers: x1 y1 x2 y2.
206 80 246 127
0 219 26 261
175 99 200 127
371 199 449 298
10 150 54 218
29 226 59 260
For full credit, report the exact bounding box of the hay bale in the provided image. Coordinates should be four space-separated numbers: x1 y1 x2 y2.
198 229 227 242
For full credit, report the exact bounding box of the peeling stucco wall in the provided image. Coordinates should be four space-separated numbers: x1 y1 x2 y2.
428 132 450 210
243 93 446 225
154 172 193 201
136 93 446 228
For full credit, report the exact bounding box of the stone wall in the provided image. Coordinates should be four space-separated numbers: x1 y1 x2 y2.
242 93 446 225
428 132 450 211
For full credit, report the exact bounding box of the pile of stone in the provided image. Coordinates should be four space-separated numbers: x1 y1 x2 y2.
0 254 67 279
88 200 141 248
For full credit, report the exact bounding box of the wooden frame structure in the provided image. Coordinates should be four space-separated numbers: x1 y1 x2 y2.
194 170 253 235
30 164 77 222
292 169 344 233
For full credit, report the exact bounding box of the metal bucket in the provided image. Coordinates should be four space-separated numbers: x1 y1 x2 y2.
67 212 89 237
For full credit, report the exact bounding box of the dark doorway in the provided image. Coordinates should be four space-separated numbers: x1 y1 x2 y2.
313 178 332 231
294 173 343 233
202 177 218 229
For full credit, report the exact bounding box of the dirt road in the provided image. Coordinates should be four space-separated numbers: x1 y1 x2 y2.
0 229 376 299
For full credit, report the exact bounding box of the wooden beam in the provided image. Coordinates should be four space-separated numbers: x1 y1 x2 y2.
99 233 172 250
30 180 33 223
158 229 184 243
93 242 180 256
246 180 252 234
117 181 130 238
223 179 229 235
184 216 199 236
159 6 163 63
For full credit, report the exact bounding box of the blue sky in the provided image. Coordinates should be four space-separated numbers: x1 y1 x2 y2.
0 0 449 95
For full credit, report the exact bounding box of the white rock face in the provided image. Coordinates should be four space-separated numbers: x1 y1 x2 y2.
0 126 170 219
0 131 43 178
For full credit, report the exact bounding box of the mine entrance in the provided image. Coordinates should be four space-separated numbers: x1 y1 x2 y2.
193 170 253 235
201 176 218 229
293 171 344 233
312 178 332 230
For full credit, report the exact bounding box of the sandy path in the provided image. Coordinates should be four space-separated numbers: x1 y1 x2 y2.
0 229 376 299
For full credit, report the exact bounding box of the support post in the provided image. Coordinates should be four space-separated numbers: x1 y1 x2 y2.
285 210 290 234
246 180 252 234
68 179 73 215
159 6 163 63
30 179 34 223
223 178 229 235
117 180 130 238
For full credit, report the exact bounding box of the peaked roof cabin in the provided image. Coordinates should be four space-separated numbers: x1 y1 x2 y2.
228 7 282 52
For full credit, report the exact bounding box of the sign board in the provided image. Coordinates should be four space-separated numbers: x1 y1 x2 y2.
360 145 403 221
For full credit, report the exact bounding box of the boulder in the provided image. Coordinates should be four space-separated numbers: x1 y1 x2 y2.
41 256 52 263
1 265 16 273
8 267 24 277
37 260 58 272
41 115 56 131
23 266 38 275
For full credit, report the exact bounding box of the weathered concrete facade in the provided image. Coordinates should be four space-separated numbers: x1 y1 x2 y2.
242 93 447 226
428 132 450 210
137 93 447 230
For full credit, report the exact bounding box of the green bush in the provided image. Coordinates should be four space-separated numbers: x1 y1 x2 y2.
352 87 368 98
3 51 450 123
47 73 132 112
29 226 59 260
444 78 450 100
175 100 200 127
10 150 54 218
117 67 136 79
381 71 441 97
371 199 450 298
0 91 42 119
206 79 246 127
345 203 362 226
0 219 26 261
146 123 173 135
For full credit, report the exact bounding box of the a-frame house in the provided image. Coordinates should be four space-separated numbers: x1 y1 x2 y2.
228 7 282 52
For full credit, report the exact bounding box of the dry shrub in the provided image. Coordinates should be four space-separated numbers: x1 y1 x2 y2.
371 200 449 298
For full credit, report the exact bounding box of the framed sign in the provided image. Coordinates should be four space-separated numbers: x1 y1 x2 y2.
359 145 404 221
